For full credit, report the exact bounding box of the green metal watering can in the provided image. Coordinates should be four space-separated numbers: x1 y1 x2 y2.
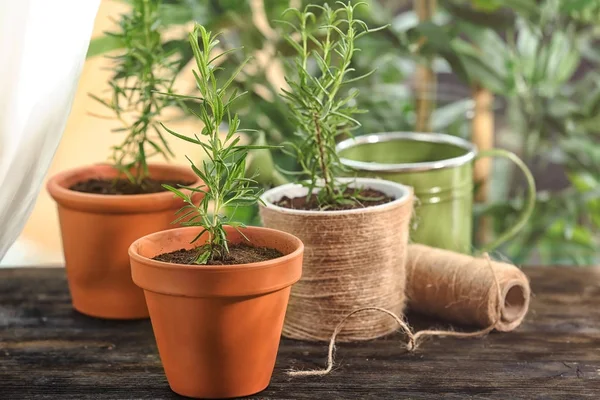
336 132 536 254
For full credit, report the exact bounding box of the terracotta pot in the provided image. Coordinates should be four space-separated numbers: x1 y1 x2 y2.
47 163 203 319
129 226 303 399
260 178 413 342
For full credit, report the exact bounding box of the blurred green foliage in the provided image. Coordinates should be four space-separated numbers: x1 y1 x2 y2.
441 0 600 265
88 0 600 265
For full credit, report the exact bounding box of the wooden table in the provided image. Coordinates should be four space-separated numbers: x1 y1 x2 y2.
1 267 599 399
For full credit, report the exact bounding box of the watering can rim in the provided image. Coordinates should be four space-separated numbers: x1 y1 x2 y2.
336 131 477 173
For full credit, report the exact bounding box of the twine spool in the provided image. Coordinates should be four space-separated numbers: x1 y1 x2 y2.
406 244 531 331
260 178 414 342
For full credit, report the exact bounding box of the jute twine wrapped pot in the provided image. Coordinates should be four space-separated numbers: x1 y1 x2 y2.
259 177 413 342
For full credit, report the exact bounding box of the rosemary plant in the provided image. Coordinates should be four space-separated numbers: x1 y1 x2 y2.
280 1 385 207
161 24 268 264
90 0 179 186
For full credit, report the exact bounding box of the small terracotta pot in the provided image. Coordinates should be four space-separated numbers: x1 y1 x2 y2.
129 226 303 399
47 163 203 320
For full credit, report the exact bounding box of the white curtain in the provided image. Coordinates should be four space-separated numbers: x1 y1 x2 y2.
0 1 100 260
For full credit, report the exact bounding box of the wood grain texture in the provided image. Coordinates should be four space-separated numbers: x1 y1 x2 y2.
1 267 600 399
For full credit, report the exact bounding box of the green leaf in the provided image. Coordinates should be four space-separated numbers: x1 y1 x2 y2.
160 123 201 144
502 0 539 19
408 21 453 53
568 172 600 193
560 0 597 13
159 3 208 26
194 249 211 265
444 2 514 29
86 35 125 58
390 10 419 32
516 21 539 81
172 209 197 225
544 31 580 87
163 185 188 201
471 0 503 12
178 185 209 194
458 22 509 74
431 99 474 131
451 44 507 92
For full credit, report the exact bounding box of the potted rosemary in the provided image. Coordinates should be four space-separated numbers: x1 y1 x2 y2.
46 0 202 319
128 24 303 399
259 2 414 342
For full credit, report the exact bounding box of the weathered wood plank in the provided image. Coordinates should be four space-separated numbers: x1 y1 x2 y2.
1 267 599 399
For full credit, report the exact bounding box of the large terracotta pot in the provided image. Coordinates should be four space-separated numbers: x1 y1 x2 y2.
129 226 303 399
47 163 203 319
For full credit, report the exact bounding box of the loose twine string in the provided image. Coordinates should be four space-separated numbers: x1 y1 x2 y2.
287 254 503 377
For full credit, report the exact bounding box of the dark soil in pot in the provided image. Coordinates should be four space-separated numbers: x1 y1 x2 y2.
70 178 193 195
153 243 283 265
274 188 394 211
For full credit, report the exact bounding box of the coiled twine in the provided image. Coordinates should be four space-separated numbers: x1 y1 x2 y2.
406 244 531 331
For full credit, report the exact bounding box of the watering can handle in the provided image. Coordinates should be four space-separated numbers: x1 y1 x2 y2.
475 149 536 254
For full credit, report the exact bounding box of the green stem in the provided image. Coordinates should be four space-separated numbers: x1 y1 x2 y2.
136 0 154 185
312 112 333 200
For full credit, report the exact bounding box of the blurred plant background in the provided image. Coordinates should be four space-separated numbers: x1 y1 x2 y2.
90 0 600 266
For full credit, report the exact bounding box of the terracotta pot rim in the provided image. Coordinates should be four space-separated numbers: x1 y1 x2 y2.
130 226 304 297
259 177 413 216
47 163 203 213
129 226 304 272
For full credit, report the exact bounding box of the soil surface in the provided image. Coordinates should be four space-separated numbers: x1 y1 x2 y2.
153 243 283 265
274 188 394 211
69 178 192 195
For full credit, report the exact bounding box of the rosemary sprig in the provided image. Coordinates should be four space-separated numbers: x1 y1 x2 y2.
90 0 179 186
279 1 386 208
161 23 271 264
